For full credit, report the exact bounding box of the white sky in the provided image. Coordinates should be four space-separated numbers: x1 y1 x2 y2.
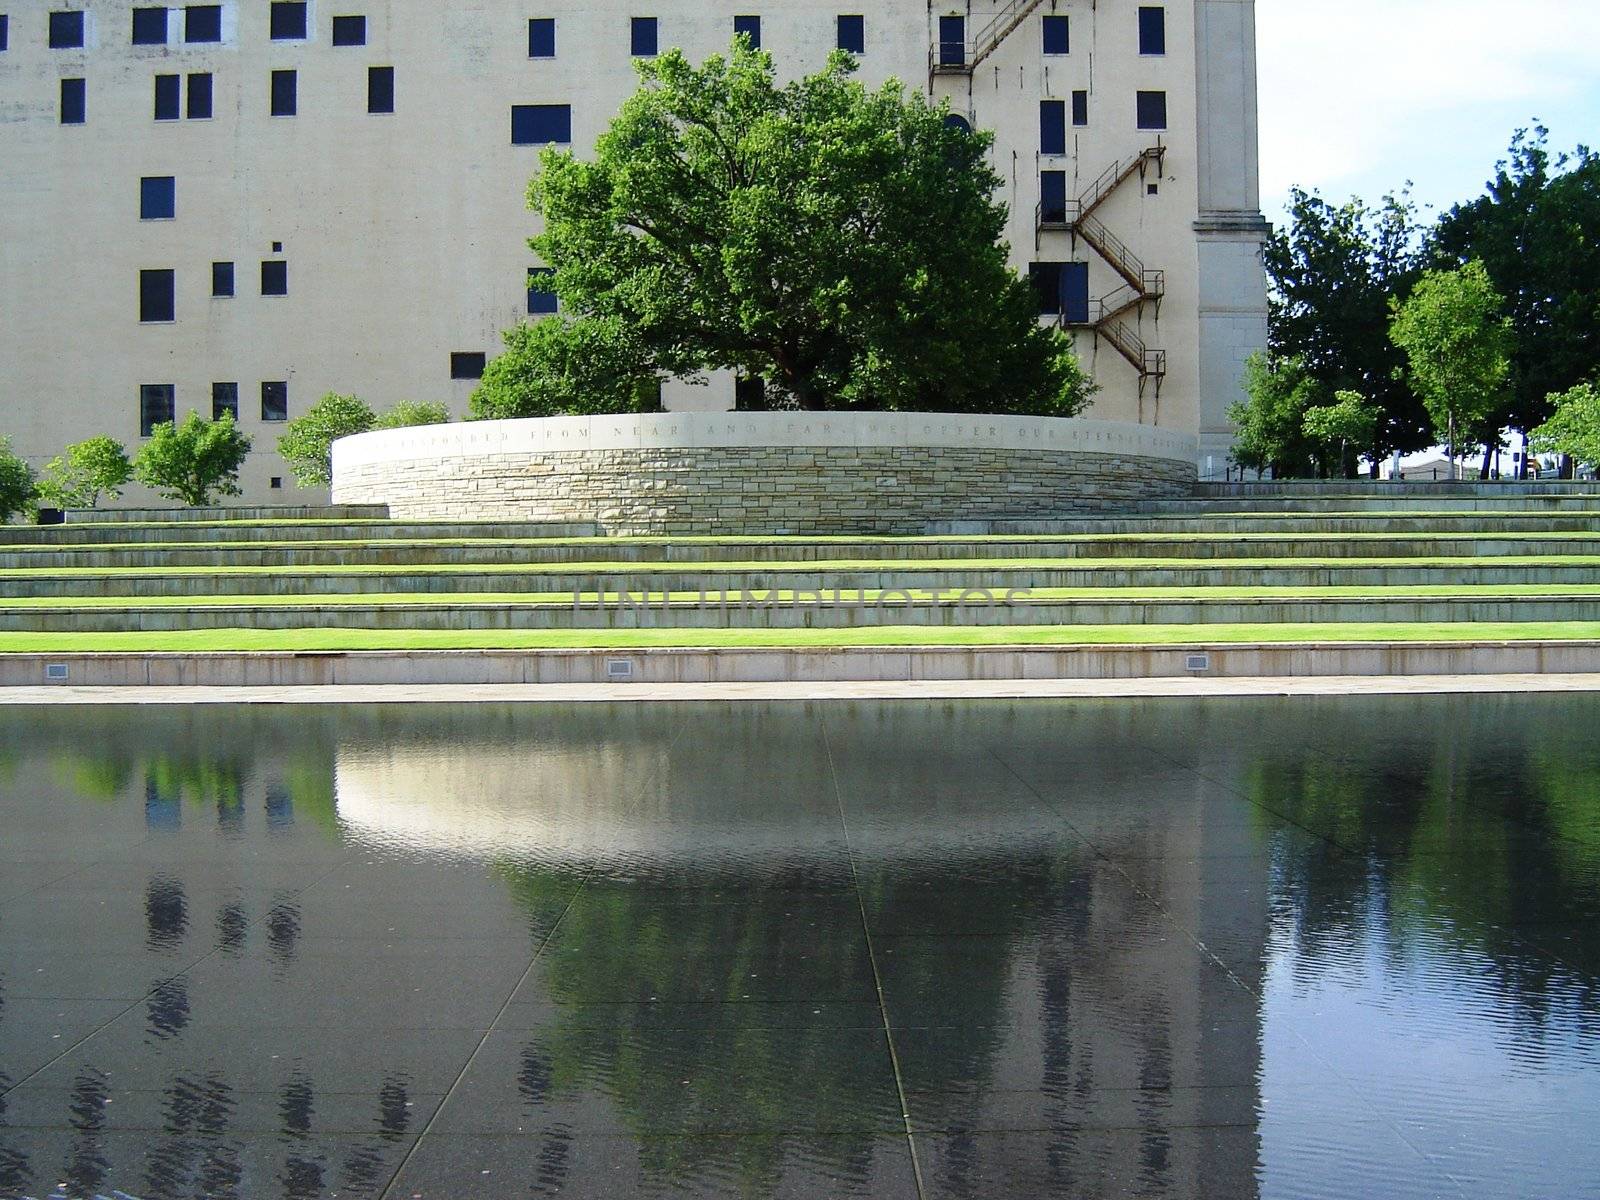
1256 0 1600 221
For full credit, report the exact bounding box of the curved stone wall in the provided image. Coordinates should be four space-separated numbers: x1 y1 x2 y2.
331 412 1197 534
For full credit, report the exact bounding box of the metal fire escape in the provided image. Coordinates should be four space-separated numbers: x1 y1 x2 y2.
1038 146 1169 404
929 0 1049 81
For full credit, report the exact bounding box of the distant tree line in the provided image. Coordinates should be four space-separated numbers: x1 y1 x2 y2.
1232 128 1600 478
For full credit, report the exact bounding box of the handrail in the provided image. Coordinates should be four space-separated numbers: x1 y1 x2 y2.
1074 145 1165 222
928 0 1049 74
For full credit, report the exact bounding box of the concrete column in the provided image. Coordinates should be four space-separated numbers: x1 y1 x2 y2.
1193 0 1272 477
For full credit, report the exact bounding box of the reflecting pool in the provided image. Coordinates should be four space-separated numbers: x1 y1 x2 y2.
2 696 1599 1199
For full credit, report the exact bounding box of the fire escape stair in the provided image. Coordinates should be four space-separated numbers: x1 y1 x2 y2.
930 0 1049 77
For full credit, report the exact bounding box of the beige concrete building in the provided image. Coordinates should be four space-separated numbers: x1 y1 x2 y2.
0 0 1268 503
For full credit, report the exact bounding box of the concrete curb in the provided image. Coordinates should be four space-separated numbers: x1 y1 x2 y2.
4 641 1600 687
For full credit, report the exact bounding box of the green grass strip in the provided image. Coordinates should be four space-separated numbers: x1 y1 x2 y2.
5 584 1600 610
3 622 1600 653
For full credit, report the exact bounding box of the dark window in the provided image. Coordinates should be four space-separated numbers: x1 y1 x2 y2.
630 16 657 56
261 260 288 296
0 15 8 51
1072 89 1088 126
154 73 180 120
1042 15 1068 55
1029 262 1062 315
734 375 766 410
1138 6 1166 55
49 10 84 48
1040 171 1067 224
367 65 393 113
270 476 283 488
271 69 297 116
733 14 760 48
943 113 971 134
528 17 554 57
212 381 238 420
511 104 570 145
1040 99 1065 154
132 7 168 45
211 261 234 297
141 176 176 220
451 353 486 380
185 4 221 42
836 14 863 53
272 240 282 252
140 270 176 323
186 71 212 118
60 77 86 124
261 381 288 422
937 15 963 66
1136 89 1167 130
140 384 176 437
527 268 557 314
331 14 366 45
1030 262 1087 320
270 1 307 39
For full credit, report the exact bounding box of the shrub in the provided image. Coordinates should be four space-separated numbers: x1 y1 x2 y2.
0 437 38 524
375 400 451 429
134 412 253 506
277 393 376 487
37 436 132 509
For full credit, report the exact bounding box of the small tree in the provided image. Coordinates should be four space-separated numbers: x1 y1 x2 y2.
0 437 37 524
277 392 375 487
374 400 451 429
1389 260 1514 477
134 412 253 506
472 316 662 420
1303 391 1380 479
1227 354 1319 478
37 436 132 509
1530 382 1600 469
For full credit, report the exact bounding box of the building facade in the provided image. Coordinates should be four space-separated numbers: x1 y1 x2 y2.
0 1 1268 504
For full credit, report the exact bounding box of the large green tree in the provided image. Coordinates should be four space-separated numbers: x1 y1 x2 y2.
515 39 1093 416
472 316 661 420
277 393 376 488
1227 353 1320 479
1265 189 1430 468
1432 128 1600 440
37 436 132 509
1530 383 1600 470
0 437 37 524
134 412 253 506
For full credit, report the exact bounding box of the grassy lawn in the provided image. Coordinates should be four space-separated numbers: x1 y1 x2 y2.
3 623 1599 653
4 584 1600 609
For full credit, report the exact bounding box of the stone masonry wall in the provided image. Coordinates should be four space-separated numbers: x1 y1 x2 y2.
336 446 1197 534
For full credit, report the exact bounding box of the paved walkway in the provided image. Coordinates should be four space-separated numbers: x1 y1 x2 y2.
3 673 1599 705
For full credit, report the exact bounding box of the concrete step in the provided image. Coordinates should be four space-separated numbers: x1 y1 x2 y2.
6 534 1600 570
4 592 1596 633
5 560 1599 598
1193 481 1600 499
931 514 1600 535
1137 497 1600 514
56 504 392 523
0 520 603 545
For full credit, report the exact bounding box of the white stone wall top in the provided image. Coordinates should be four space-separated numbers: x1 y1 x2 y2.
332 412 1199 471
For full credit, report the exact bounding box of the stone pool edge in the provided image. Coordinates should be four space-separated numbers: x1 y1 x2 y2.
3 640 1600 691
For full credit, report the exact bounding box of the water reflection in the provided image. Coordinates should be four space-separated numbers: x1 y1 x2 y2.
0 697 1595 1198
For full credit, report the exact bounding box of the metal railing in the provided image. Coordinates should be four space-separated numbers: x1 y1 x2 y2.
929 0 1049 74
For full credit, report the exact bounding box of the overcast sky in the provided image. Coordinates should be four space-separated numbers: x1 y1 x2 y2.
1256 0 1600 222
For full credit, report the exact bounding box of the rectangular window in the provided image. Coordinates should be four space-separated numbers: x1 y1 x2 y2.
0 15 8 51
630 16 657 57
132 7 168 45
49 10 84 48
140 176 176 220
1138 6 1166 55
185 4 221 42
836 14 863 54
261 381 288 422
140 269 176 323
1029 263 1062 315
733 14 760 49
1136 89 1167 130
734 375 766 410
186 72 212 118
60 77 86 124
261 260 288 296
1040 171 1067 224
527 268 557 315
270 1 307 40
212 381 238 421
1039 100 1065 155
511 103 571 145
937 15 964 66
140 384 176 437
211 261 234 297
1042 15 1068 55
450 353 487 380
1062 262 1090 324
1072 89 1088 126
367 65 393 113
154 73 180 120
271 69 297 116
527 17 554 58
331 14 365 45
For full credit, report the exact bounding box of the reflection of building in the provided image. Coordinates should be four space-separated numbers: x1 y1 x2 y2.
0 1 1268 499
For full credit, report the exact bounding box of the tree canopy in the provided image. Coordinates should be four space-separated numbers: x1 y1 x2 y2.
492 39 1093 418
1530 383 1600 469
134 412 253 506
277 393 375 488
37 436 131 510
0 437 36 525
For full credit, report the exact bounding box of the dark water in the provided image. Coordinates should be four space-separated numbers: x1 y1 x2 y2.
1 696 1598 1200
